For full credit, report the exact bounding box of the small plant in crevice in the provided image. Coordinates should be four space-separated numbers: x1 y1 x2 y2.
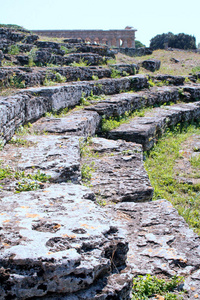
9 73 26 88
132 274 184 300
92 75 99 81
101 107 152 132
70 58 88 67
7 44 20 55
0 139 4 151
81 163 95 183
8 137 31 147
15 178 41 192
16 123 33 136
111 68 121 78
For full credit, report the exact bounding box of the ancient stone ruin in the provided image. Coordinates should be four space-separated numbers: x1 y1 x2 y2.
0 26 200 299
32 28 137 48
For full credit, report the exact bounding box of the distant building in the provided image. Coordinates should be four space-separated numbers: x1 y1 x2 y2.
32 28 137 48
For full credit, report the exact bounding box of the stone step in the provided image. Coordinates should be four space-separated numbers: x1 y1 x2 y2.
0 184 131 299
0 135 81 189
0 75 148 143
109 199 200 300
108 101 200 150
81 138 153 203
32 110 101 137
30 85 200 139
86 85 180 118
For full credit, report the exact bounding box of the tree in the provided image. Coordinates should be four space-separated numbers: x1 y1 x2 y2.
150 32 196 50
135 40 145 48
150 32 174 50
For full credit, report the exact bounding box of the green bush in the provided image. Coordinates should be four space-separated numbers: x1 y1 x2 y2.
132 274 184 300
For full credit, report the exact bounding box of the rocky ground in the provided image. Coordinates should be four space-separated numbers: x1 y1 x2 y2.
0 26 200 299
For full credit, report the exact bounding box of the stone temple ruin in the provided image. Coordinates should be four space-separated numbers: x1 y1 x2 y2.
33 28 137 48
0 26 200 299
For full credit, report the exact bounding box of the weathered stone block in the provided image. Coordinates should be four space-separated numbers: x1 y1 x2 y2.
0 184 131 299
32 110 101 137
142 59 161 72
0 135 81 184
82 138 153 203
108 101 200 150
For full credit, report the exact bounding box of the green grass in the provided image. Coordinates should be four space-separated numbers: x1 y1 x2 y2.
144 123 200 235
70 58 88 67
101 108 151 132
132 274 184 300
190 155 200 168
0 161 51 192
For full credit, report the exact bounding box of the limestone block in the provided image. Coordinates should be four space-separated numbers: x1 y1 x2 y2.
0 184 131 299
32 110 101 137
109 199 200 299
142 59 161 72
82 138 153 203
0 135 81 184
108 101 200 150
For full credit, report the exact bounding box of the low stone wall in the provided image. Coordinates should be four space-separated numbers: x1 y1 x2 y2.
0 75 148 143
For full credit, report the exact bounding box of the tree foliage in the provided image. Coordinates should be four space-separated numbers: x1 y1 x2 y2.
135 40 145 48
150 32 196 50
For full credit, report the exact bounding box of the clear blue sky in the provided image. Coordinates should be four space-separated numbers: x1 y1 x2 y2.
1 0 199 47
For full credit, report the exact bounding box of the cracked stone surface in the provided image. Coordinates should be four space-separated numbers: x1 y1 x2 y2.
108 101 200 150
0 135 81 186
86 86 179 118
0 184 132 299
108 199 200 299
82 137 153 203
32 110 101 137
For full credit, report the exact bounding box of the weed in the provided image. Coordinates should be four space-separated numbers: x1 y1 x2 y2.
122 71 129 76
107 59 116 65
92 75 99 81
0 139 4 151
132 274 184 300
80 93 90 106
0 164 12 180
60 46 69 54
15 178 41 192
16 123 33 135
45 107 69 118
190 155 200 168
184 77 191 83
8 45 20 55
1 60 15 67
101 108 151 132
70 58 88 67
148 78 155 87
54 72 66 83
81 163 94 183
8 137 29 147
9 73 26 88
111 68 121 78
192 66 200 74
27 47 37 67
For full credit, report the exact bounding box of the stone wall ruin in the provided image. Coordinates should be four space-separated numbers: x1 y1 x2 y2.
32 29 137 48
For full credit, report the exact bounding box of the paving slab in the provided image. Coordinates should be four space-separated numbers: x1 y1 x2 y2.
0 135 81 187
32 110 101 137
82 137 153 203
